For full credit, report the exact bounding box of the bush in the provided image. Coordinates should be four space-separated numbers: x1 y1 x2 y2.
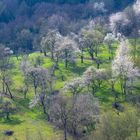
0 97 16 120
91 111 139 140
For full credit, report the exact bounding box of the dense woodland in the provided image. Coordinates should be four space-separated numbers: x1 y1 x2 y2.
0 0 140 140
0 0 135 50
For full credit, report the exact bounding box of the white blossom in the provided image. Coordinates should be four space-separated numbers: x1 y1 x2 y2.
104 33 117 44
20 56 33 75
109 12 129 33
83 66 108 90
133 0 140 15
29 94 40 108
94 2 107 13
40 30 62 58
112 39 140 94
55 36 80 67
62 77 86 95
83 66 97 85
112 39 131 77
56 36 79 52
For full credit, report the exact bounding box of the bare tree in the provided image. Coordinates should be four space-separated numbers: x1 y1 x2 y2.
69 94 99 139
49 93 99 140
0 97 16 120
0 45 14 98
49 95 71 140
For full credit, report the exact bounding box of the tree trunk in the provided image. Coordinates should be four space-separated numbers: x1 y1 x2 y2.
43 105 47 115
108 45 113 60
92 86 95 95
49 81 53 94
6 112 10 120
123 80 127 100
96 62 100 69
81 50 84 63
111 49 114 60
5 83 13 99
34 86 37 95
16 54 19 61
73 126 78 140
33 80 37 95
55 57 59 68
135 127 138 136
64 50 68 68
95 46 98 57
44 51 47 57
51 51 54 60
120 79 124 99
64 120 67 140
81 55 84 63
2 79 5 94
90 53 94 61
40 96 50 121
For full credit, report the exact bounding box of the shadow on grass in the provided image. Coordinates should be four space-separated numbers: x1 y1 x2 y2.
95 87 113 104
1 117 24 125
14 98 30 107
68 62 92 76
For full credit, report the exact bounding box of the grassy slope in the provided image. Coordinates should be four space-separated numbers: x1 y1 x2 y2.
0 44 140 140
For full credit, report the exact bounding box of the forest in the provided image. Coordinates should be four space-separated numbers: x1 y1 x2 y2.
0 0 140 140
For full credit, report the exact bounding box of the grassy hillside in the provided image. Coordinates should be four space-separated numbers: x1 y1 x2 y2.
0 41 140 140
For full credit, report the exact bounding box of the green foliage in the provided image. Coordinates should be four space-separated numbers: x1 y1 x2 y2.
0 97 16 120
92 111 140 140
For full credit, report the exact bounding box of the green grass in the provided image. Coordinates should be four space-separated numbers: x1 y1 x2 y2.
0 97 64 140
0 54 65 140
0 42 140 140
0 114 63 140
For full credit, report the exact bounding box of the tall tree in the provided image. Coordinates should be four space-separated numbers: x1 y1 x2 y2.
81 27 104 60
0 45 14 98
112 39 139 99
83 66 108 95
55 36 79 68
104 33 117 60
40 30 62 58
49 93 99 140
